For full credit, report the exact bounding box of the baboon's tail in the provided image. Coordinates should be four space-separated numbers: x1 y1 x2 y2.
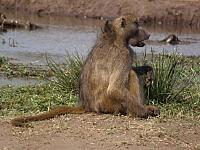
11 106 85 127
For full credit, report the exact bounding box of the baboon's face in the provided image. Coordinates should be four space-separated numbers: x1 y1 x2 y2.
129 27 150 47
112 15 150 47
144 70 153 87
132 66 153 87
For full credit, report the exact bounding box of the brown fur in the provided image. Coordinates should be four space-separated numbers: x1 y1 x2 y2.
130 66 159 117
79 15 159 117
132 65 153 87
11 106 85 127
11 15 159 127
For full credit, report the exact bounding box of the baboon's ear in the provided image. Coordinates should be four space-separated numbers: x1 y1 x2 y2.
103 20 112 33
121 18 126 28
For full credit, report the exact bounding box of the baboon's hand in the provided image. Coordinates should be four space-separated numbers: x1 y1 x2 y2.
145 105 160 117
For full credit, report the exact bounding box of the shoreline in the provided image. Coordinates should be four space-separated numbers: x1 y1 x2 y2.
0 0 200 27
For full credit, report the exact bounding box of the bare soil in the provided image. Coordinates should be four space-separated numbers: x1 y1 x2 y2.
0 114 199 150
1 0 200 27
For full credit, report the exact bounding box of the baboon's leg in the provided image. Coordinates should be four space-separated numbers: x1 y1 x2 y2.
97 97 126 115
129 70 160 117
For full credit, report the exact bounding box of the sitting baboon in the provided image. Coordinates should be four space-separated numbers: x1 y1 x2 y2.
79 15 159 117
11 15 159 127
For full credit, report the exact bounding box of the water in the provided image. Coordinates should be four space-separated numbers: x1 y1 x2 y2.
1 11 200 66
0 11 200 86
0 11 102 65
0 27 97 64
138 25 200 56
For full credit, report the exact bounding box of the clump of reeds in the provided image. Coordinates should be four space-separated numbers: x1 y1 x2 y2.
47 53 83 95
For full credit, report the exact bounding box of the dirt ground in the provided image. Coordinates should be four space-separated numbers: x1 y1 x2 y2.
0 0 200 27
0 114 199 150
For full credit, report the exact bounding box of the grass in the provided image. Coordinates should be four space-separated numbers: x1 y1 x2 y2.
0 56 53 78
47 53 83 95
0 52 199 119
0 83 76 116
136 51 200 117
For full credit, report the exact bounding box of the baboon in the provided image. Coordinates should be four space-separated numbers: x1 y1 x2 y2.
11 66 154 127
79 15 159 117
131 65 153 107
132 65 153 87
11 15 159 127
129 67 158 117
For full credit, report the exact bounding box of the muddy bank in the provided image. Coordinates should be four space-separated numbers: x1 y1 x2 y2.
0 0 200 27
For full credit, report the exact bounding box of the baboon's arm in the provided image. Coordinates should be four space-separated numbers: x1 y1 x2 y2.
107 58 146 117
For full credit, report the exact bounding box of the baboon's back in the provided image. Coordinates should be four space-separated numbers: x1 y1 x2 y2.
79 42 129 112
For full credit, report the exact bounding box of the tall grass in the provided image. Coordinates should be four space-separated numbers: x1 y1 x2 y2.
47 53 83 95
138 51 196 103
48 52 198 102
46 51 199 117
136 51 199 117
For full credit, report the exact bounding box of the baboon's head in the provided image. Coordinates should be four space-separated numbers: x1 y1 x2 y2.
132 66 153 87
145 68 153 87
103 15 150 47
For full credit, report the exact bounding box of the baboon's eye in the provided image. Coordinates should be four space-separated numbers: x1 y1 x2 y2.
121 18 126 28
133 21 139 28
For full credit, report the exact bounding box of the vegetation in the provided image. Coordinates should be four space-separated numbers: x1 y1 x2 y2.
136 51 200 118
0 52 199 119
0 56 52 78
0 83 76 116
47 53 83 95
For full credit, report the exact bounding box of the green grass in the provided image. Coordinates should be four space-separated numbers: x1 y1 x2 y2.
47 53 83 95
0 56 53 78
136 51 200 117
0 83 76 116
0 52 199 119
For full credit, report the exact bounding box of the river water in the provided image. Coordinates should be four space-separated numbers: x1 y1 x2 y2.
0 11 200 65
0 11 200 86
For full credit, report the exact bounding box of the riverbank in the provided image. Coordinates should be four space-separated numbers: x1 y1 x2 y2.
0 0 200 27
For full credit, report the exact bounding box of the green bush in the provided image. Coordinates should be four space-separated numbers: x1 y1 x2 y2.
47 53 83 95
136 51 200 116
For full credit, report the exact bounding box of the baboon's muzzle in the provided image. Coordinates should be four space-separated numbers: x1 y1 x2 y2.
129 28 150 47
